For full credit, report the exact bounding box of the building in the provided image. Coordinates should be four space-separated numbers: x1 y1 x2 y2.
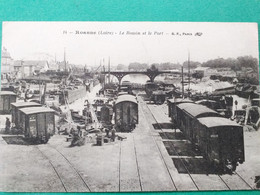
237 68 258 79
194 67 217 77
1 48 13 79
13 60 49 77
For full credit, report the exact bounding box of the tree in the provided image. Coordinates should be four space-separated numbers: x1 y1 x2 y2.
237 56 258 72
149 64 159 71
153 62 182 70
116 64 128 71
128 62 148 71
183 61 200 69
201 56 258 72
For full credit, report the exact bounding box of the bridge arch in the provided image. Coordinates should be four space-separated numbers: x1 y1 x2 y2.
102 70 173 85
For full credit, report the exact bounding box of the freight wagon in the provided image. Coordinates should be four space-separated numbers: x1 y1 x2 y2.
193 117 244 171
19 107 55 143
11 102 42 128
168 99 245 171
176 103 222 141
0 91 16 114
114 94 138 132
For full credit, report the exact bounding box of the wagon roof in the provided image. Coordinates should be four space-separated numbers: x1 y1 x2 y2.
178 103 220 117
115 94 137 105
11 101 41 108
0 91 16 96
153 90 166 95
19 106 55 115
198 117 241 128
195 99 217 104
167 98 193 104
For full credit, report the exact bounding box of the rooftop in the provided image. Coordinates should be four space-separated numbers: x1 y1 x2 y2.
13 60 48 68
194 67 210 71
1 48 12 59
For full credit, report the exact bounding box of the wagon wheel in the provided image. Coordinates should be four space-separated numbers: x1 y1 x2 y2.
231 162 237 171
41 139 49 144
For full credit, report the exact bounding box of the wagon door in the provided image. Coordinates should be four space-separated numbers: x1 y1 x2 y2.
208 128 220 163
0 96 3 111
3 96 9 112
46 113 55 136
127 106 131 125
122 103 129 125
37 113 46 138
219 126 244 164
29 114 37 137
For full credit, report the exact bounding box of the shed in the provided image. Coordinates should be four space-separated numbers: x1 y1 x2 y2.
0 91 16 114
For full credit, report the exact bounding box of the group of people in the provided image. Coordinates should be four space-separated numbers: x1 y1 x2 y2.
69 125 118 146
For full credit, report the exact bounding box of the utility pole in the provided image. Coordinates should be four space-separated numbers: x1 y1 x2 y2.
103 58 105 84
188 50 190 90
64 48 67 72
182 66 184 98
108 57 111 84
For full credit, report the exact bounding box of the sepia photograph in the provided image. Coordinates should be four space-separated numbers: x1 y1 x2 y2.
0 21 259 192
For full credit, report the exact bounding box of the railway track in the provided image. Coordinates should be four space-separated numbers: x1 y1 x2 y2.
35 145 68 192
143 99 254 190
139 99 199 190
132 136 143 191
35 145 91 192
234 171 253 190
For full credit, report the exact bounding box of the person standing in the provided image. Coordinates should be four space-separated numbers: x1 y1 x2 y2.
111 126 116 142
105 128 110 137
235 100 238 111
5 117 11 134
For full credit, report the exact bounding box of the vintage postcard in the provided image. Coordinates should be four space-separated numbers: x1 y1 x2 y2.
0 22 259 192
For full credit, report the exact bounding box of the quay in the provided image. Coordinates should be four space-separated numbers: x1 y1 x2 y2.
0 91 259 192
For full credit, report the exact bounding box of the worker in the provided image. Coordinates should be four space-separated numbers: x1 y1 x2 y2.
235 100 238 110
71 132 80 146
77 126 81 136
105 128 110 137
5 117 11 134
111 126 116 142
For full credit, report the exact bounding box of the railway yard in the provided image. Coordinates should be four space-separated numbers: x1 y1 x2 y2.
0 92 259 192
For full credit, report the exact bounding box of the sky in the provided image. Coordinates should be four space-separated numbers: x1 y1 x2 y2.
1 22 259 67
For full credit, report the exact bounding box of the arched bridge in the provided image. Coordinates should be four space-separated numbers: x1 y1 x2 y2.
101 70 182 84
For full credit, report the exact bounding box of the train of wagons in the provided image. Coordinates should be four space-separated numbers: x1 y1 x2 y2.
167 98 245 171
